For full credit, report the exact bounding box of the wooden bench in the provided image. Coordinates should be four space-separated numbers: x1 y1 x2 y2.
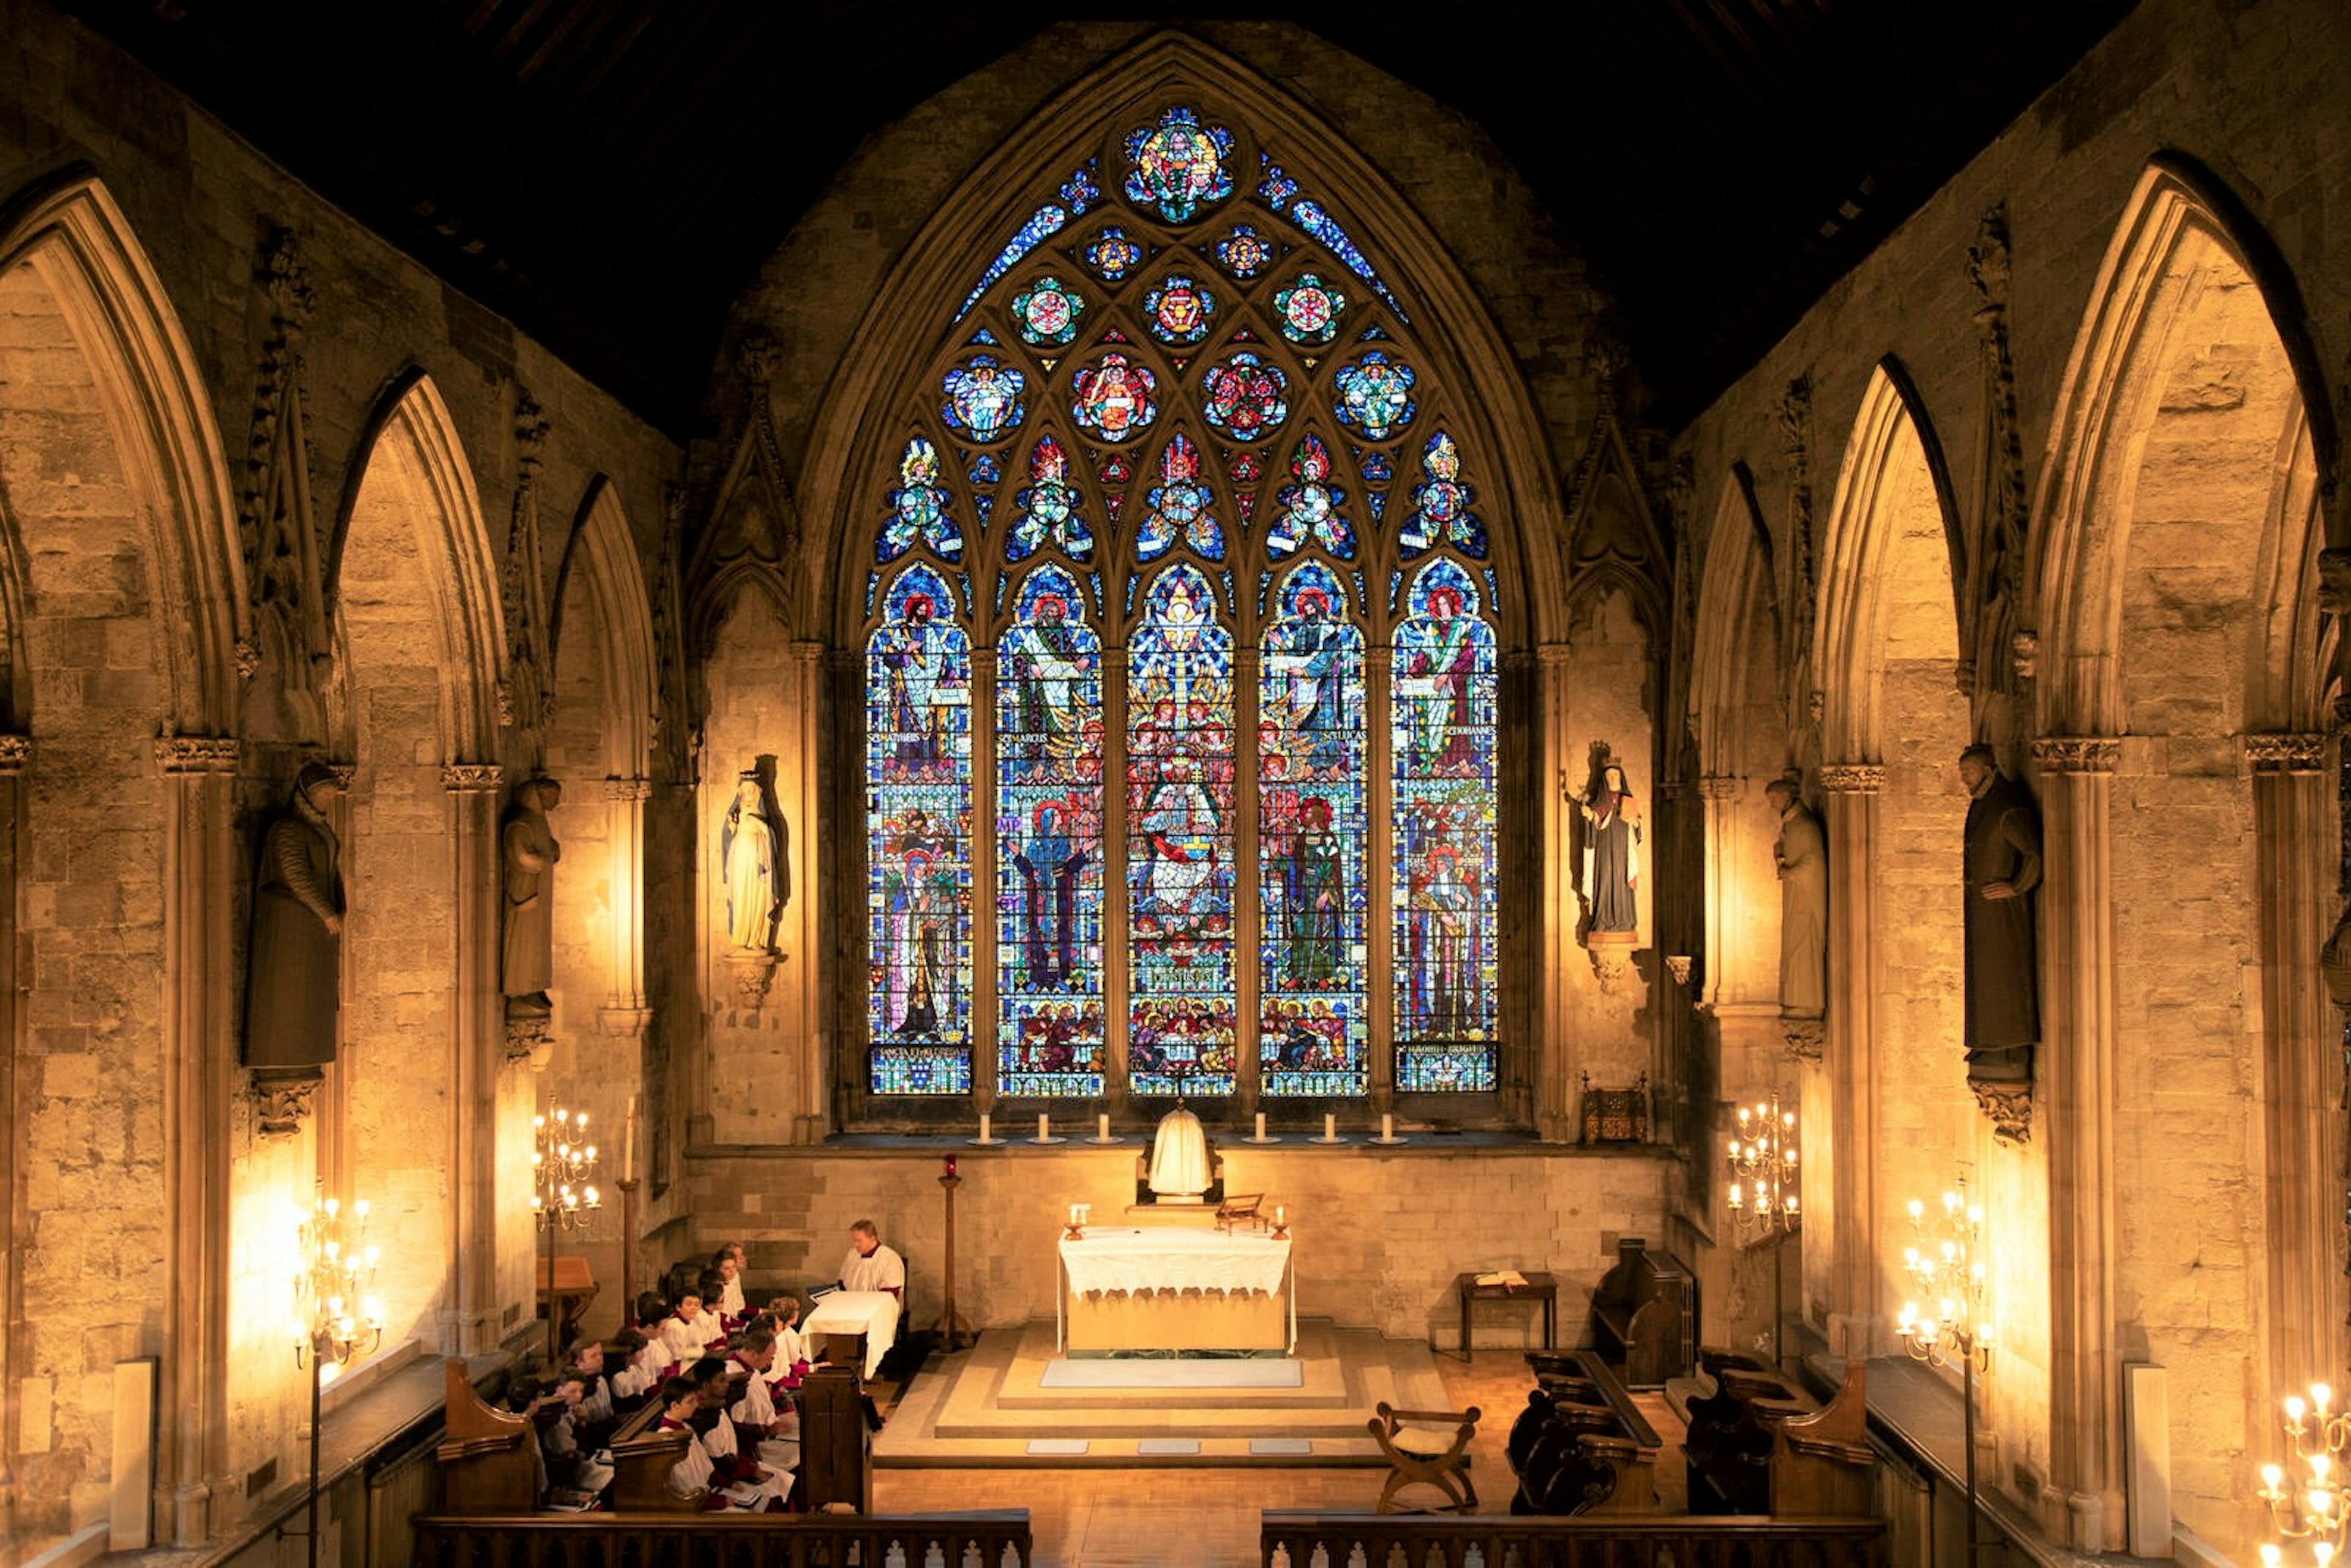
1585 1236 1696 1388
412 1508 1035 1566
1506 1349 1660 1515
433 1359 541 1515
1683 1351 1876 1517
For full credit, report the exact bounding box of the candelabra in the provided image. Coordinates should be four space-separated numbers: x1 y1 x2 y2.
289 1184 384 1568
2260 1381 2351 1564
1725 1092 1799 1363
1896 1176 1996 1562
531 1105 601 1364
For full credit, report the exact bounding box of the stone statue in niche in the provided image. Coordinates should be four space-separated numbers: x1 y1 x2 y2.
1577 752 1641 949
500 774 562 1019
722 769 786 951
1959 743 2040 1138
1767 773 1828 1022
245 760 347 1072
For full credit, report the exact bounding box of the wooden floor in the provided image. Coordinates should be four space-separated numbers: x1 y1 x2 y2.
868 1346 1687 1567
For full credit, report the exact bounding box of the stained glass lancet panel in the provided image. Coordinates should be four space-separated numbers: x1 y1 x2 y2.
868 565 975 1093
997 566 1107 1097
1390 558 1498 1091
1258 562 1368 1096
1127 565 1238 1098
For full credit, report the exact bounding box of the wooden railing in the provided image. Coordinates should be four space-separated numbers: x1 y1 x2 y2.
1260 1509 1887 1567
411 1509 1033 1567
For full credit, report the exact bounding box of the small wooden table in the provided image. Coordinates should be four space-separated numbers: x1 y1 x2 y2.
1456 1270 1558 1356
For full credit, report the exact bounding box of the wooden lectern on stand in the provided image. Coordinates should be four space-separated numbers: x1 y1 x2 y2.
798 1367 872 1512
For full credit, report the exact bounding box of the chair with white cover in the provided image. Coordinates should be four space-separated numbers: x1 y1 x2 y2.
1368 1400 1482 1514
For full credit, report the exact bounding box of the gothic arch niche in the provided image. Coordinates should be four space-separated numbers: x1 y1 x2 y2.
542 477 659 1308
0 173 247 1545
800 32 1559 1125
328 373 513 1354
2033 165 2334 1554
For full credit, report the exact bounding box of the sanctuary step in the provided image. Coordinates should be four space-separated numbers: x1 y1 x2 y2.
875 1318 1448 1468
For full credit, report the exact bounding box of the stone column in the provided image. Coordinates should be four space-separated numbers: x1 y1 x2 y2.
2030 735 2123 1551
154 735 238 1544
786 640 825 1141
1817 762 1882 1357
1536 643 1574 1139
597 777 652 1041
2249 733 2344 1391
0 737 21 1540
440 762 504 1357
1697 771 1783 1082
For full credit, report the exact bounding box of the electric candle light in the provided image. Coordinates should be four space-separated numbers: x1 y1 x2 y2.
1381 1112 1394 1141
980 1111 991 1142
1255 1111 1267 1140
1324 1113 1336 1140
624 1093 637 1183
1038 1112 1051 1142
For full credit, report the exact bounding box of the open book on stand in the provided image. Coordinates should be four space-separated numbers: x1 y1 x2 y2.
1475 1269 1528 1291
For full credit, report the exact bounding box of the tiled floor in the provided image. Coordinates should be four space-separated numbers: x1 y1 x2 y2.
869 1345 1687 1566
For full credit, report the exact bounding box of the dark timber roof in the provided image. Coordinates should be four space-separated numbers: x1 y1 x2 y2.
65 1 2136 437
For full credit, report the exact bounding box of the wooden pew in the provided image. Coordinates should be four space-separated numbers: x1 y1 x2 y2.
1508 1349 1660 1516
605 1390 701 1512
1683 1353 1875 1518
1767 1359 1875 1516
433 1359 541 1515
1585 1237 1697 1388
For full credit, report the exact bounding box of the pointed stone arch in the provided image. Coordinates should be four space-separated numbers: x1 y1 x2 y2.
2027 159 2337 1555
555 477 659 782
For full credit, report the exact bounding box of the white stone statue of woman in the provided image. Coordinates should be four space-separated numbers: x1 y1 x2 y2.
721 772 782 951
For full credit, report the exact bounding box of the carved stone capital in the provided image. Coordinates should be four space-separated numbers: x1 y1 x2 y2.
1782 1015 1826 1063
234 638 263 680
156 735 240 774
790 640 825 666
1817 763 1884 794
328 762 358 790
503 1013 553 1070
725 950 779 1009
1971 1081 2033 1146
968 647 999 678
598 1004 652 1040
2011 627 2039 683
1695 774 1742 800
249 1066 322 1139
441 762 506 792
604 776 653 801
2246 732 2329 773
2030 737 2120 773
0 735 32 775
1588 948 1632 996
1665 955 1693 986
1536 642 1573 669
2318 549 2351 617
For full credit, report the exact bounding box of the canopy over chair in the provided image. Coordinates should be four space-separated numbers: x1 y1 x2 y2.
1368 1400 1482 1514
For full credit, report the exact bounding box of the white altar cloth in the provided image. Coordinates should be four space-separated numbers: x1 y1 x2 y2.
801 1289 899 1381
1059 1227 1292 1296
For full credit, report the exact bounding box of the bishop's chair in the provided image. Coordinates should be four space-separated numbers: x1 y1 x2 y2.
1368 1400 1483 1514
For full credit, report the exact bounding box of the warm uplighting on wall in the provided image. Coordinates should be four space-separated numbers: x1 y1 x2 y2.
1725 1093 1799 1240
290 1185 384 1374
1898 1174 1995 1562
532 1105 601 1362
2260 1381 2351 1564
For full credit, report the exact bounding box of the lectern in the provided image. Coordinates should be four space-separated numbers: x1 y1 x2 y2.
798 1367 872 1512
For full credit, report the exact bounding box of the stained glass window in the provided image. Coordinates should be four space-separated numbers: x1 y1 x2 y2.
1391 559 1498 1091
1259 562 1368 1095
865 99 1506 1107
997 566 1106 1097
868 565 975 1093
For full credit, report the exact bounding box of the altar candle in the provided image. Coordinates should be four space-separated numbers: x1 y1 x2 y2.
1255 1111 1267 1139
1070 1202 1081 1225
1275 1204 1286 1227
1382 1112 1394 1141
1323 1113 1336 1140
1098 1112 1111 1141
980 1111 991 1142
1038 1113 1051 1142
624 1094 637 1182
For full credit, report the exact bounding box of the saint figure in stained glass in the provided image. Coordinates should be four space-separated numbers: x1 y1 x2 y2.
1123 106 1235 224
879 437 961 563
1202 351 1289 441
1008 436 1093 562
1267 434 1354 560
1333 351 1417 441
940 355 1027 443
1138 434 1224 562
1071 352 1158 442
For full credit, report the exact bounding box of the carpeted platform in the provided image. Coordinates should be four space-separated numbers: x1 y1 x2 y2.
1037 1357 1305 1390
872 1318 1447 1468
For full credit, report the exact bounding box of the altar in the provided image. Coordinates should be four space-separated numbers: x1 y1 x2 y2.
1056 1226 1295 1354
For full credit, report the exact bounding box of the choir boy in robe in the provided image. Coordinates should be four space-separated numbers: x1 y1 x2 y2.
712 1243 749 1318
658 1291 726 1366
656 1377 724 1507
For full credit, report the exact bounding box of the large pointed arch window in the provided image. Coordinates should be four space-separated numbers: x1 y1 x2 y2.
861 99 1502 1105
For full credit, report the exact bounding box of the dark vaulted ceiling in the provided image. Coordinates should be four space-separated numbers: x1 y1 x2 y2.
64 1 2136 438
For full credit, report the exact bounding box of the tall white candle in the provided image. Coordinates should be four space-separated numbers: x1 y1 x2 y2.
1323 1113 1336 1140
1382 1112 1395 1141
980 1111 991 1142
1254 1111 1267 1139
624 1093 638 1182
1097 1112 1111 1141
1038 1112 1051 1142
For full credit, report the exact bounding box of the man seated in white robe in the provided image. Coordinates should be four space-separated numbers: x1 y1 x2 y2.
727 1329 801 1471
838 1219 906 1296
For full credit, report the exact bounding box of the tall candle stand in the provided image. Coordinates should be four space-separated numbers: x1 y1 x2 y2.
934 1156 973 1351
1724 1091 1800 1365
532 1105 601 1365
1896 1175 1996 1562
290 1183 384 1568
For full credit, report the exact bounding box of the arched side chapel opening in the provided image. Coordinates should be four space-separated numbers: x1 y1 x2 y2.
0 173 246 1547
790 33 1575 1131
326 373 518 1359
2030 163 2338 1557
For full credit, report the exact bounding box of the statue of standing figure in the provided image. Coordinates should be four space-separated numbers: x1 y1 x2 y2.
1766 773 1828 1021
721 771 785 951
1959 743 2041 1105
246 760 347 1068
500 775 562 1019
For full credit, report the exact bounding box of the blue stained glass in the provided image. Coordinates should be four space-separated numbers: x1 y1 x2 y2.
997 565 1107 1097
1142 274 1217 346
1333 351 1417 441
972 329 999 345
1084 228 1144 282
1259 561 1368 1097
1257 156 1300 210
1008 436 1094 563
969 452 1002 486
1123 106 1235 225
868 564 975 1092
1212 224 1275 280
958 205 1068 321
1201 351 1289 442
940 354 1027 443
876 438 962 564
975 495 994 531
1060 164 1101 212
1401 430 1487 559
1011 277 1086 347
1289 200 1406 320
1127 565 1237 1097
1390 559 1498 1092
1361 451 1393 482
1273 272 1346 346
1267 434 1354 561
1138 434 1224 563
